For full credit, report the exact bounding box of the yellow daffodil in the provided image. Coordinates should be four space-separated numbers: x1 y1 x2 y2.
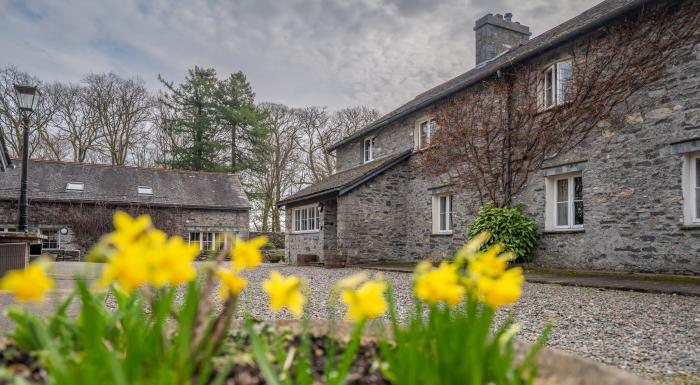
150 236 199 287
455 231 491 263
341 280 387 322
468 244 508 279
231 236 268 270
0 260 54 304
262 271 306 317
476 267 524 308
216 268 247 300
334 272 368 291
414 261 464 306
98 243 151 293
110 211 152 247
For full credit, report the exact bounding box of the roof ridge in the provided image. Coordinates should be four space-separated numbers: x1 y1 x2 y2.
10 158 239 177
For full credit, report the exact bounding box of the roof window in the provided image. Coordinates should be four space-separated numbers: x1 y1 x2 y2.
66 182 84 191
137 186 153 195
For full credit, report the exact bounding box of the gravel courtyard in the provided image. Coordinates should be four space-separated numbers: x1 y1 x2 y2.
1 263 698 384
235 265 700 385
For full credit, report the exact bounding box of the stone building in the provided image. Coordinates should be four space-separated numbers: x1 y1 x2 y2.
0 159 250 258
279 0 700 274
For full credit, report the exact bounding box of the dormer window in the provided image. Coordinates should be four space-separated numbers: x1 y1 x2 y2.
541 59 573 109
66 182 84 191
363 137 374 163
137 186 153 195
417 118 436 149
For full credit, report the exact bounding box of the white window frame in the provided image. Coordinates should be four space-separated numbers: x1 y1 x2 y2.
545 172 583 231
416 118 437 150
432 194 453 235
188 231 232 251
40 228 60 249
541 59 573 110
682 152 700 225
292 205 321 234
363 137 374 163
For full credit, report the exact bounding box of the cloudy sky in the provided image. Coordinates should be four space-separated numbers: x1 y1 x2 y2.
1 0 599 112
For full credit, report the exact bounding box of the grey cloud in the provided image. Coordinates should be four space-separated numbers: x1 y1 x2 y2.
1 0 599 112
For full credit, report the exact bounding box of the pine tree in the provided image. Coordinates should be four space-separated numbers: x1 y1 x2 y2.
214 72 269 173
158 67 225 171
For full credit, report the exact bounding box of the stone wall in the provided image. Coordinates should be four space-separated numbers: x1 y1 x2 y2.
337 162 410 264
335 112 423 172
284 198 336 264
0 200 249 256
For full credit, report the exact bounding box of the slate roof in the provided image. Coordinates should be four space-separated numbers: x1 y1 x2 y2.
277 150 412 206
0 159 250 210
326 0 649 152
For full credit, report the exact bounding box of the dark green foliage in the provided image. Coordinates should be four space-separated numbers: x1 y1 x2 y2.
158 67 226 171
215 72 270 173
158 67 270 173
467 203 539 263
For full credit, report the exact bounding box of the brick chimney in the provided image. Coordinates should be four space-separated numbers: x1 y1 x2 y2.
473 12 531 65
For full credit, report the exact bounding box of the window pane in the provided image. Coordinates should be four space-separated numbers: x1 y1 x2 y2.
41 229 59 249
574 201 584 225
556 179 568 202
301 209 307 231
316 207 321 230
557 60 573 103
189 232 201 250
696 158 700 218
364 139 372 161
573 176 583 200
202 232 214 250
544 68 554 107
557 202 568 226
447 196 453 230
420 122 428 148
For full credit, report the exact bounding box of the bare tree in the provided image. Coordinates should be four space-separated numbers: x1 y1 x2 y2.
0 66 59 158
250 103 301 231
296 106 380 183
84 73 154 165
422 1 700 207
52 83 102 162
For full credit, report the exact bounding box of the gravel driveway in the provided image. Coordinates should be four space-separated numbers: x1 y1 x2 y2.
235 265 700 385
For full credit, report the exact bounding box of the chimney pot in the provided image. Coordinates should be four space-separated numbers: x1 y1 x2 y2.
504 12 513 22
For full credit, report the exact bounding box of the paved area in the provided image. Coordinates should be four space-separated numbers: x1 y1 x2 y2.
1 263 698 385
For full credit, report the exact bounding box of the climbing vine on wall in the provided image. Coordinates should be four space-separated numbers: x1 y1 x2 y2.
39 202 182 251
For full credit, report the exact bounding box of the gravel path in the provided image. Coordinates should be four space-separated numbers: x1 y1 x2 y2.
234 265 700 385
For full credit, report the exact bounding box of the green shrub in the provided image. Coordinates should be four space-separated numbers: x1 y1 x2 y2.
467 203 539 263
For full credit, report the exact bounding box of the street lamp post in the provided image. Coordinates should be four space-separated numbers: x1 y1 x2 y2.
13 85 40 233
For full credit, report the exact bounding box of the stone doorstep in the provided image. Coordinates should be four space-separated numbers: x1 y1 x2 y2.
358 264 700 297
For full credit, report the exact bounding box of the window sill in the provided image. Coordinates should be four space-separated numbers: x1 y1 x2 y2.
543 228 585 235
291 231 320 235
679 224 700 231
431 232 453 236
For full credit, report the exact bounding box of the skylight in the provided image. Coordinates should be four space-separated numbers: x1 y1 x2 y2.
66 182 84 191
137 186 153 195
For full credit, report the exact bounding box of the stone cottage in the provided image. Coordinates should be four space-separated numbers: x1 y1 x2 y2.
0 159 250 257
278 0 700 274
